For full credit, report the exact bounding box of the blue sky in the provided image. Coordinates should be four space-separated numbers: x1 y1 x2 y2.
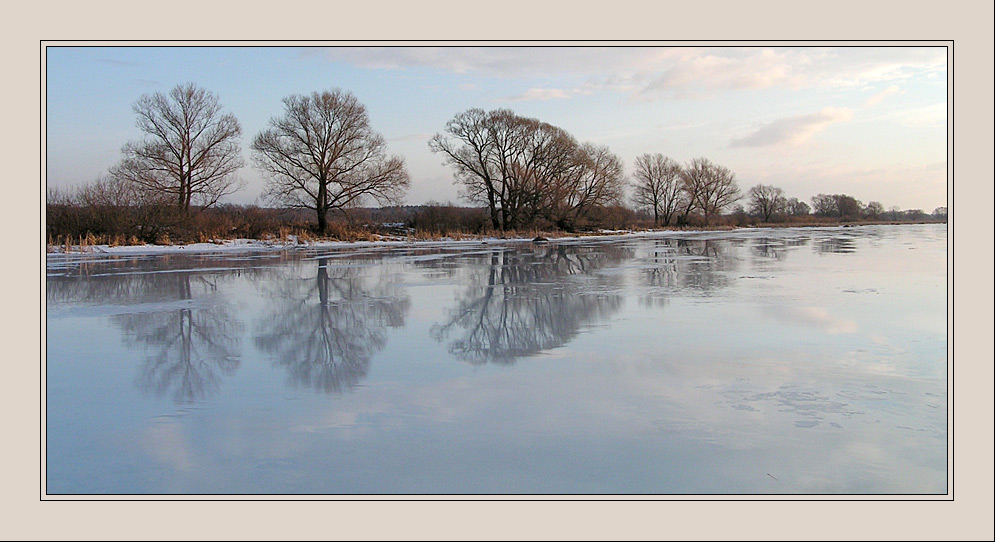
45 45 948 211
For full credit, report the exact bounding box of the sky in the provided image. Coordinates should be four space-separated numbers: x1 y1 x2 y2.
44 45 949 212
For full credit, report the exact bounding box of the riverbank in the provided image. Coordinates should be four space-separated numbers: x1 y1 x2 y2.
44 229 637 257
44 221 945 259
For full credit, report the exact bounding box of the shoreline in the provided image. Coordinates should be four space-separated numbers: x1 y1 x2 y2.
44 221 945 259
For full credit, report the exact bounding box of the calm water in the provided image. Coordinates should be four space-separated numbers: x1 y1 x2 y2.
45 224 947 495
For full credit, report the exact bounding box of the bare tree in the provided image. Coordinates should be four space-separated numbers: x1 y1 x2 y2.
785 197 811 216
545 143 625 230
811 193 837 216
506 115 579 228
631 154 685 226
812 193 863 219
865 201 884 219
430 108 573 230
430 108 622 231
748 184 786 222
252 89 410 233
110 83 245 212
428 108 502 229
681 157 741 224
833 194 864 219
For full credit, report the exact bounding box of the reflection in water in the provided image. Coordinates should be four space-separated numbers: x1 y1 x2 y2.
253 257 410 393
45 225 948 494
47 266 247 403
431 244 629 365
114 274 244 403
752 237 781 259
816 234 857 254
639 239 735 307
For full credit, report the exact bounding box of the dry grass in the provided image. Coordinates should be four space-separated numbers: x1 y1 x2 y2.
46 199 946 254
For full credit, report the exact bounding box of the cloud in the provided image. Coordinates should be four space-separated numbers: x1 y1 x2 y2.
312 46 643 77
312 46 947 102
636 48 807 98
864 85 901 107
895 103 947 127
501 88 573 102
730 107 854 148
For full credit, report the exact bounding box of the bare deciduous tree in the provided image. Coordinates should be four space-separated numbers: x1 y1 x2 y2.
541 143 625 230
631 154 685 226
681 157 741 223
748 184 786 222
811 193 837 216
834 194 864 218
430 108 623 231
430 108 565 230
110 83 245 212
428 109 502 229
785 197 811 216
865 201 884 219
811 193 864 219
252 89 410 233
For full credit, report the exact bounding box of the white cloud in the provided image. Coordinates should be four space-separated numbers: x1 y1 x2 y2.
501 87 573 102
314 46 945 103
864 85 901 107
896 103 947 128
636 48 809 98
730 107 854 148
312 46 643 77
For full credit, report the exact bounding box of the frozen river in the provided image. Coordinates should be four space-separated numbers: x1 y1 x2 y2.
45 224 947 495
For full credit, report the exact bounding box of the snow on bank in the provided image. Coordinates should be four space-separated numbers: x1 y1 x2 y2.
46 234 540 259
45 225 873 260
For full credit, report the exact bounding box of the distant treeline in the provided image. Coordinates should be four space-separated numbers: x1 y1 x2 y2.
46 182 946 247
45 82 947 247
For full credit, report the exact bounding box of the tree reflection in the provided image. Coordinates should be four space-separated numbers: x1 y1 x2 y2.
430 244 629 365
752 237 780 259
113 273 244 403
815 234 857 254
253 257 410 394
645 239 733 291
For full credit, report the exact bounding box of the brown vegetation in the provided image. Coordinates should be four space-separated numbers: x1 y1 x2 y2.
47 84 945 252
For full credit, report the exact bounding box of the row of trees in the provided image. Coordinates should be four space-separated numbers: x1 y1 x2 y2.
630 154 741 227
104 83 409 234
56 82 944 241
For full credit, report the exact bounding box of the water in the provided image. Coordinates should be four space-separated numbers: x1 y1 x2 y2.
45 224 947 494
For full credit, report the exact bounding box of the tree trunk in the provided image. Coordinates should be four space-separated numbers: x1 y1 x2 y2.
317 177 328 233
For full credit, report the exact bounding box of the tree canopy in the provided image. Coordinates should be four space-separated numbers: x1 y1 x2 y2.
110 83 245 212
252 89 409 232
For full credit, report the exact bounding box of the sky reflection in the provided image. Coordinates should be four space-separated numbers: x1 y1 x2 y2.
46 225 947 494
